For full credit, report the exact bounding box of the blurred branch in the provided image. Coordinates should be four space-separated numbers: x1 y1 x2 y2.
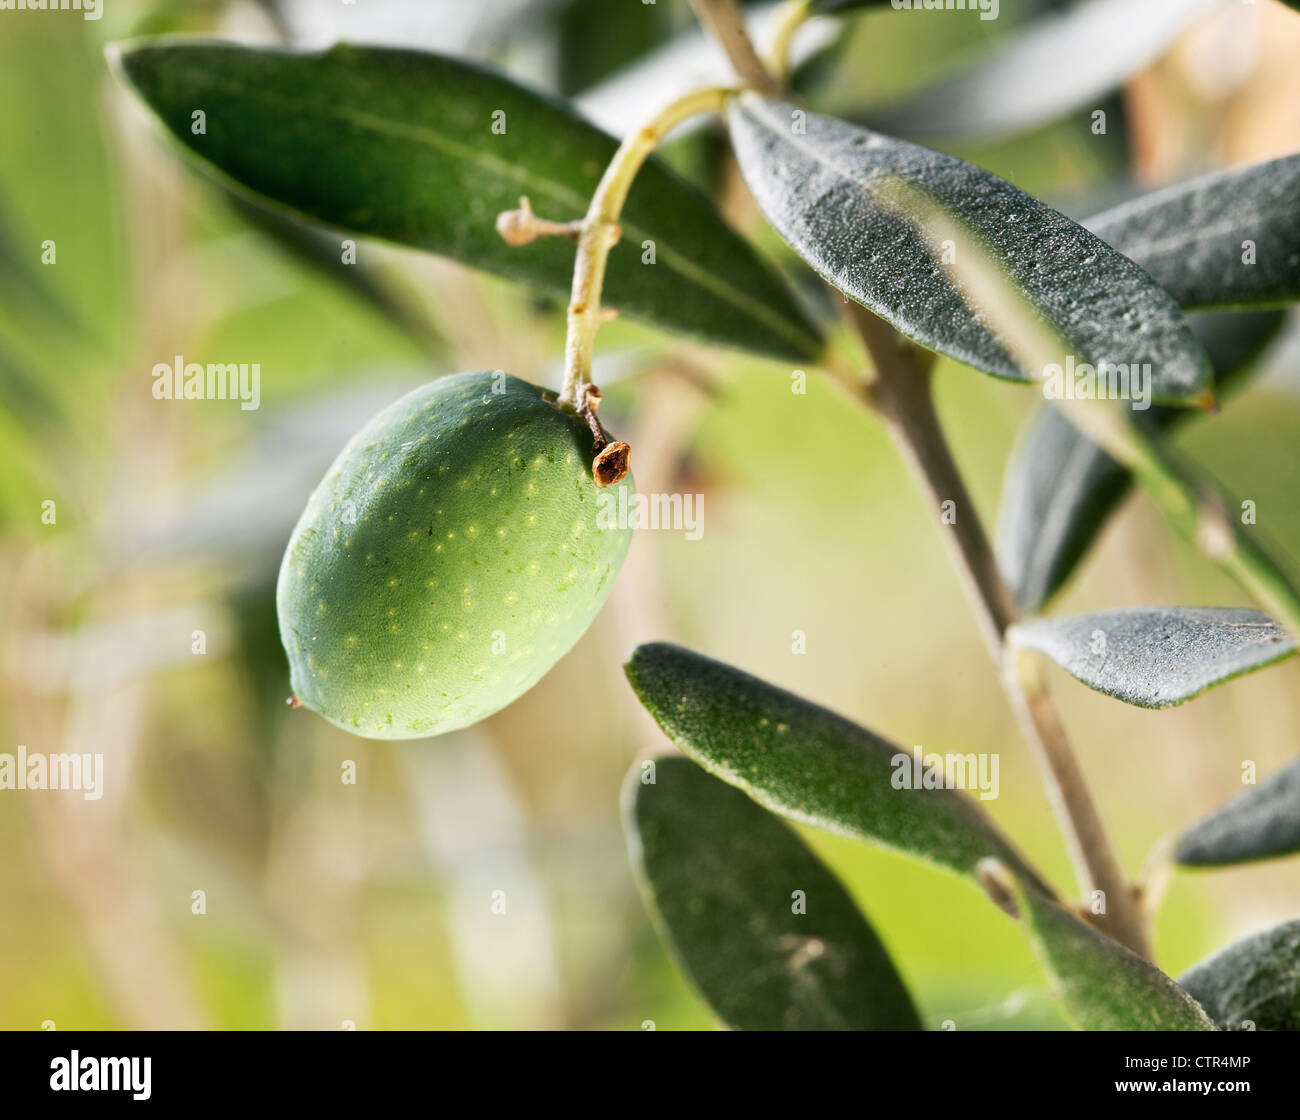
688 0 784 96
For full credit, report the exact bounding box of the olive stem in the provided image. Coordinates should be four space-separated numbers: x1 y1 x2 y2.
559 85 733 413
844 302 1150 958
766 0 814 81
689 0 785 96
683 0 1154 958
868 171 1300 640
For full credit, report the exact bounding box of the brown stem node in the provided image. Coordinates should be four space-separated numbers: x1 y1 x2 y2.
593 441 631 488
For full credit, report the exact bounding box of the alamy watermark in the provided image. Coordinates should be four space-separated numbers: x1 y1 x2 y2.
0 746 103 800
891 745 1000 801
152 355 261 411
50 1052 150 1100
596 489 703 540
1042 356 1152 411
891 0 998 21
0 0 101 19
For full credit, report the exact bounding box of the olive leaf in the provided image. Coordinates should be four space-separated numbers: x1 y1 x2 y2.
1176 759 1300 868
862 0 1223 142
726 94 1211 402
1009 607 1296 709
1086 153 1300 310
996 309 1285 612
808 0 894 13
110 40 823 362
988 862 1217 1031
224 193 445 357
624 642 1052 892
1179 919 1300 1031
624 756 923 1030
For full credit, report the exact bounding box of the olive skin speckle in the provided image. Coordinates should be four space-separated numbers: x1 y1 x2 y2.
276 371 634 739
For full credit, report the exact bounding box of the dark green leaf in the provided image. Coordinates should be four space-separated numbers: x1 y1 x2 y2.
996 865 1217 1030
996 309 1285 611
555 0 677 96
809 0 894 13
727 94 1210 402
1009 607 1296 709
863 0 1220 142
624 642 1052 891
624 756 923 1030
1177 759 1300 867
110 40 823 362
1086 154 1300 310
223 192 445 356
1179 919 1300 1031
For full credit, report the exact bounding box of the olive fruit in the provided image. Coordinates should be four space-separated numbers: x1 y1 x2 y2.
277 370 634 739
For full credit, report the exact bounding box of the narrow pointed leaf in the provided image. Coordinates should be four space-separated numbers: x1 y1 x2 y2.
864 0 1223 142
727 94 1210 401
1179 919 1300 1031
1000 867 1217 1030
624 756 923 1030
996 309 1285 611
624 642 1051 891
1177 759 1300 867
110 40 823 362
1009 607 1296 709
1086 154 1300 310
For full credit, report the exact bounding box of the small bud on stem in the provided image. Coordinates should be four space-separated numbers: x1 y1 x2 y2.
495 196 583 247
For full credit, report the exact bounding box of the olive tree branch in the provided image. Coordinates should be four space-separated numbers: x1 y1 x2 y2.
689 1 1153 956
843 301 1151 959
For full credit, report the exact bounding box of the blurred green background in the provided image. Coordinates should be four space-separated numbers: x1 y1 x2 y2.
2 0 1299 1030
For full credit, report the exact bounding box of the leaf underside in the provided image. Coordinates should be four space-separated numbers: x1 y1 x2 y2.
112 40 823 362
1087 153 1300 310
624 642 1051 892
625 756 923 1030
1010 606 1295 709
727 93 1210 402
1177 758 1300 867
1179 919 1300 1031
996 309 1285 612
1007 871 1217 1031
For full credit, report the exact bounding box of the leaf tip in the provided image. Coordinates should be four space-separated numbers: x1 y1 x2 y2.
621 641 662 697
